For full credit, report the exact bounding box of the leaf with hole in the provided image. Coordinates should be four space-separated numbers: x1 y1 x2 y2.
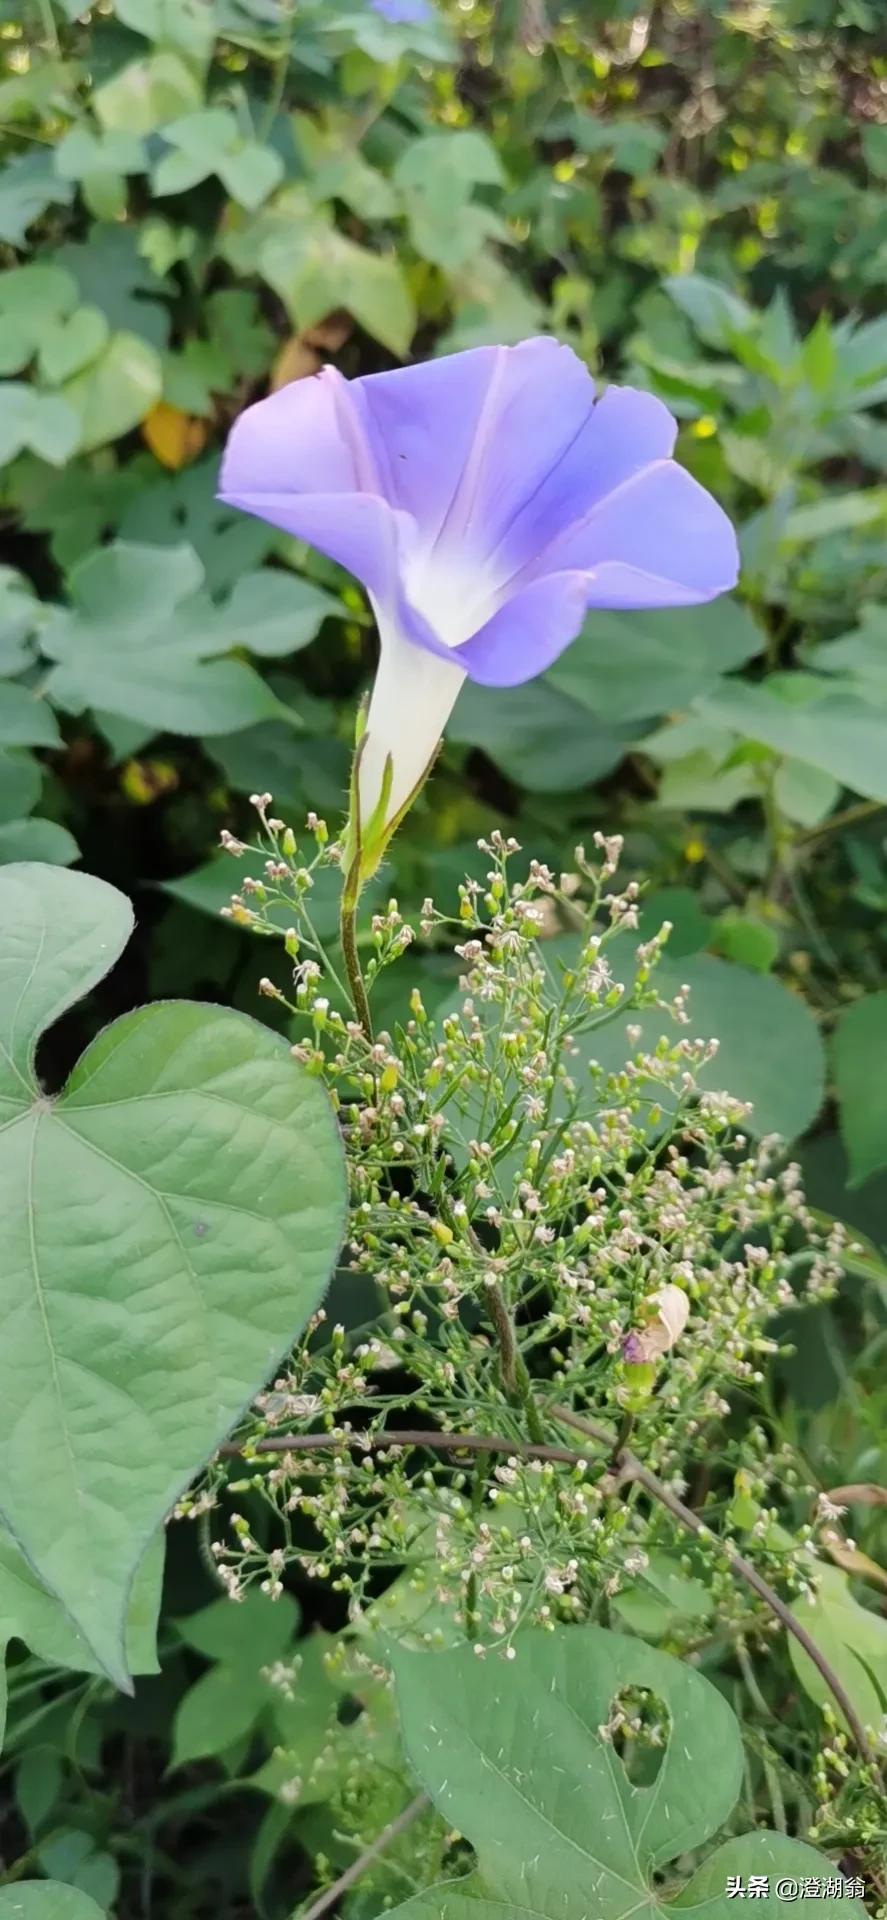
387 1626 862 1920
0 862 346 1687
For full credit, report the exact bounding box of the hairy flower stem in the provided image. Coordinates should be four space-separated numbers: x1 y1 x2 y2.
340 894 373 1040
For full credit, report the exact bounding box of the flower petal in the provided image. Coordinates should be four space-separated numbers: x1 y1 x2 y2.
356 338 597 567
533 460 739 607
217 367 413 608
454 571 590 688
487 385 678 581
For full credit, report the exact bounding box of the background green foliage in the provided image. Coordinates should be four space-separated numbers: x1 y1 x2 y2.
1 0 887 1914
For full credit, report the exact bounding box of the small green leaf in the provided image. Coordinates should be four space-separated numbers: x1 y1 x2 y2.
833 992 887 1186
94 51 202 136
172 1589 300 1766
0 863 345 1686
37 307 109 386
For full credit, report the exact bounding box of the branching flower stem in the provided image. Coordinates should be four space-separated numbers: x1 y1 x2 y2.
227 1418 881 1777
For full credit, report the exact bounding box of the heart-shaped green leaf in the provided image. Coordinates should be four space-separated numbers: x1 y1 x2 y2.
0 864 346 1689
37 306 109 385
388 1627 865 1920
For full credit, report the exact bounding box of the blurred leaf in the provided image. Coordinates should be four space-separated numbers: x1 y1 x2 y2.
448 678 631 792
0 152 74 247
0 1885 107 1919
53 226 171 349
586 952 825 1142
60 331 163 452
0 819 79 866
94 51 202 136
39 541 286 736
789 1564 887 1735
549 600 764 723
113 0 217 60
0 685 61 750
0 384 80 467
833 992 887 1186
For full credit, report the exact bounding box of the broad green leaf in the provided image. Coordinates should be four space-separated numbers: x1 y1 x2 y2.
119 458 274 591
60 331 163 452
172 1588 299 1766
55 128 146 183
448 679 630 792
395 132 506 270
0 685 61 750
699 680 887 805
39 541 285 736
388 1626 860 1920
789 1564 887 1736
548 599 763 723
0 1886 106 1920
0 1527 163 1705
833 992 887 1186
0 863 345 1687
585 952 825 1142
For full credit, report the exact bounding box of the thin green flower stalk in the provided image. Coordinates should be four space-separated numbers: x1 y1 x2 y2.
198 800 852 1666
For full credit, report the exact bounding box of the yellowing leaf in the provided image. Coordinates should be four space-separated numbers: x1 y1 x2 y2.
142 401 208 469
271 336 321 390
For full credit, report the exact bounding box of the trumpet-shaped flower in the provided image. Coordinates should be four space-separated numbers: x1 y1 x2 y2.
219 338 737 872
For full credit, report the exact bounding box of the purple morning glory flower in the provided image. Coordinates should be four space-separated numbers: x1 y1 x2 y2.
369 0 434 20
219 338 737 840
